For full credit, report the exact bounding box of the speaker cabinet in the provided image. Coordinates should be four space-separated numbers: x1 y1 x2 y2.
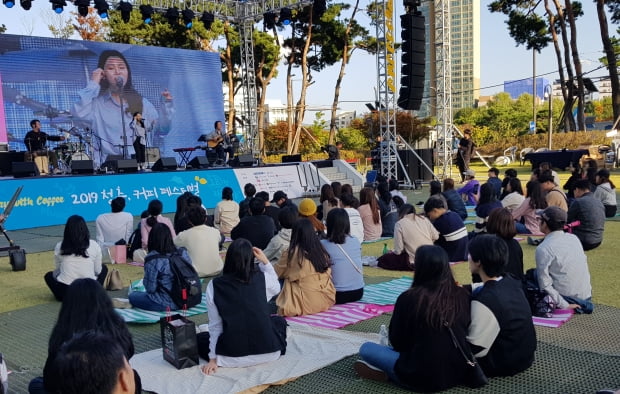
101 159 138 173
188 156 209 169
282 154 302 163
12 161 39 178
397 149 434 182
71 160 94 175
237 154 255 167
152 157 178 171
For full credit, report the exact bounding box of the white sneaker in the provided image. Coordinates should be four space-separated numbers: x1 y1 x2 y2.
353 359 388 381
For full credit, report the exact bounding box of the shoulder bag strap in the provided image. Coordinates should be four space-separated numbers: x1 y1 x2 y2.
335 243 363 275
446 324 476 366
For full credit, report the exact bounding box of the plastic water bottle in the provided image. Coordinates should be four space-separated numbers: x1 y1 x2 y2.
379 324 389 346
382 243 388 255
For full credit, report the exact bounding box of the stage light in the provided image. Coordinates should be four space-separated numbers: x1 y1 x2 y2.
94 0 108 18
50 0 66 14
165 7 179 25
74 0 89 17
280 8 292 25
181 8 194 28
117 1 132 23
263 12 276 30
139 4 153 24
200 12 214 29
20 0 31 9
3 0 15 9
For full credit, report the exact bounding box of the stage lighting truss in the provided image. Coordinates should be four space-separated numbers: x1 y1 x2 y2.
200 11 214 29
3 0 15 8
74 0 89 17
50 0 66 13
139 4 154 23
164 6 179 25
19 0 31 9
117 1 133 22
181 8 194 28
94 0 109 17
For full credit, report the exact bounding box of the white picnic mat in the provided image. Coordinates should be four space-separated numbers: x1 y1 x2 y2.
130 323 376 393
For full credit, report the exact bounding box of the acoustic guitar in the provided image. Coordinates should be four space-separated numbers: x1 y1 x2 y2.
207 135 224 148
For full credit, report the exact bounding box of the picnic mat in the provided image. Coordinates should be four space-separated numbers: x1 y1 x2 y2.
285 303 394 329
130 322 376 394
359 277 411 305
532 309 574 328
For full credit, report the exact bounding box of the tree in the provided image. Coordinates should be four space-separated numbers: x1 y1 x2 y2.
72 8 108 41
596 1 620 122
44 10 75 39
0 24 6 34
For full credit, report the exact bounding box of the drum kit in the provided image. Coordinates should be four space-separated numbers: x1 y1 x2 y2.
52 126 93 173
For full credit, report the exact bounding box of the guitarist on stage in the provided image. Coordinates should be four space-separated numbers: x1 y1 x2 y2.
206 120 233 164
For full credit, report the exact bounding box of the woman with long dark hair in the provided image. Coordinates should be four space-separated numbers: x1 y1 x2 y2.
320 184 340 220
29 278 140 394
275 219 336 316
511 180 547 235
441 178 468 220
44 215 106 301
473 183 502 234
133 199 176 263
128 223 188 311
130 111 147 170
355 245 473 391
500 177 524 212
214 186 240 235
321 209 364 304
481 208 524 281
358 187 382 241
198 239 286 374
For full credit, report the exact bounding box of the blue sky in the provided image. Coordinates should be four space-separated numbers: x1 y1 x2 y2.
0 0 614 115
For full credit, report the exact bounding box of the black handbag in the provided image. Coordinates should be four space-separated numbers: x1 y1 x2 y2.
447 324 488 388
9 248 26 271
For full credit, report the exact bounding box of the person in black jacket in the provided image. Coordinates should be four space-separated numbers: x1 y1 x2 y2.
230 197 277 249
355 245 474 392
467 235 536 377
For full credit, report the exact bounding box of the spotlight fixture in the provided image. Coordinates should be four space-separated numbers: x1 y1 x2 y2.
181 8 194 28
3 0 15 8
74 0 89 17
164 7 179 25
50 0 66 14
280 8 292 25
117 1 132 23
200 11 214 29
94 0 108 17
20 0 31 9
139 4 153 23
263 11 276 30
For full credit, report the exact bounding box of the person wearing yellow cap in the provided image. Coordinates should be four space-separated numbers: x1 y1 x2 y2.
298 198 326 237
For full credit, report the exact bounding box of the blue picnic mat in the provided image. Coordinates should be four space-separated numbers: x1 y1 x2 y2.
359 277 412 305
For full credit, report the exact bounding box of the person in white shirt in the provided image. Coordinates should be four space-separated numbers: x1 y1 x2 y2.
174 206 223 277
340 193 364 244
213 187 240 235
95 197 133 262
263 207 297 264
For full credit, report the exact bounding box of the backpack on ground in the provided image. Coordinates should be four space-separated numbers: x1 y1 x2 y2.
146 249 202 309
127 228 143 260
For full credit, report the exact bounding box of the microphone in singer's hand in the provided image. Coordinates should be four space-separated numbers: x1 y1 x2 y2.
116 76 124 88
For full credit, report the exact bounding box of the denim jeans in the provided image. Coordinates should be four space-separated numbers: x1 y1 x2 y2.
514 221 531 234
358 342 401 383
562 295 594 314
128 292 169 311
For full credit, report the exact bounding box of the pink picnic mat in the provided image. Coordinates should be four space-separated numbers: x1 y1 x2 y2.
285 303 394 329
532 309 574 328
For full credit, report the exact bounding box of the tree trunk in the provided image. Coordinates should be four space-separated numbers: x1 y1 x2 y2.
565 1 585 131
223 22 236 132
255 40 280 157
292 11 315 154
552 0 577 131
597 0 620 122
544 0 570 132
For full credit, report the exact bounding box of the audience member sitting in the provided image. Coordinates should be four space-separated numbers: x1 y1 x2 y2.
511 180 547 235
355 246 474 391
485 208 524 281
321 209 364 304
331 181 343 200
340 193 364 244
389 179 407 203
297 198 326 237
423 197 468 262
429 180 449 210
272 190 297 210
264 207 298 264
174 206 223 277
500 168 518 200
173 192 194 234
128 223 191 311
358 187 382 241
534 206 593 313
566 179 605 251
539 171 568 211
539 162 560 186
320 184 340 221
593 169 617 217
467 235 537 377
238 182 256 219
275 219 336 316
458 169 480 206
376 181 397 237
231 197 277 249
214 187 240 235
341 183 354 197
95 197 133 261
473 183 502 235
378 204 439 271
46 331 136 394
563 163 583 201
198 239 286 374
0 352 6 394
500 177 525 212
133 199 176 263
44 215 107 302
486 167 502 199
174 194 203 234
441 178 468 220
256 191 281 231
29 278 139 394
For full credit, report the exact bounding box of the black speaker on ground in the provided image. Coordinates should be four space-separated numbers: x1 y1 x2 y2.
12 161 39 178
282 154 302 163
101 159 139 173
397 150 419 182
398 13 425 111
237 154 255 167
417 148 434 181
188 156 209 169
152 157 178 171
71 160 94 174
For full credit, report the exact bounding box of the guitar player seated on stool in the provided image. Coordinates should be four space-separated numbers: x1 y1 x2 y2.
23 119 66 174
206 120 234 164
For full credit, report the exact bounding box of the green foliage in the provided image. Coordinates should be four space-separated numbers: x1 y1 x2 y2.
506 11 552 51
478 131 611 156
337 127 371 150
0 24 6 34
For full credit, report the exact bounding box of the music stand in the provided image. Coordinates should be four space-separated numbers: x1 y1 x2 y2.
0 186 24 252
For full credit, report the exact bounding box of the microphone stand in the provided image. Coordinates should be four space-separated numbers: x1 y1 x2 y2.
145 122 151 170
118 84 128 159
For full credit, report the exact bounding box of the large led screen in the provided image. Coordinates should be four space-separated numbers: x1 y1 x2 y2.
0 34 224 167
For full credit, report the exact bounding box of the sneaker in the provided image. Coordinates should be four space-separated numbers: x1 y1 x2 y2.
527 237 542 246
353 359 388 382
111 298 132 309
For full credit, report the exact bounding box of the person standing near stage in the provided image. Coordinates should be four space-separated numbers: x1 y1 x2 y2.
456 129 475 182
130 112 147 171
24 119 65 174
72 50 174 162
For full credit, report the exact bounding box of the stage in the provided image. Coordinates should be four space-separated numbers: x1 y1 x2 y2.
0 162 321 231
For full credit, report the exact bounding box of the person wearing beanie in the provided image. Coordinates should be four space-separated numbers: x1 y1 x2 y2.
298 198 326 237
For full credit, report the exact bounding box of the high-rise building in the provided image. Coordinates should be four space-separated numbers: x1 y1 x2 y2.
416 0 480 118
